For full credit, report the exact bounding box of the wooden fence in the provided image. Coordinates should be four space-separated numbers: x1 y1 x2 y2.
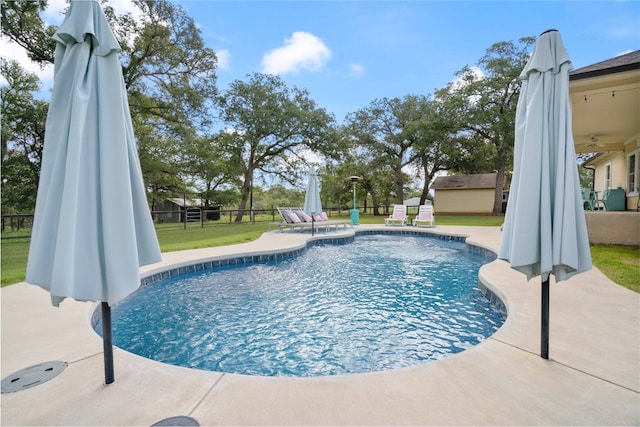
2 205 410 238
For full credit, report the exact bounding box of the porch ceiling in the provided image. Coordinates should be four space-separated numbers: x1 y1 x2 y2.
570 69 640 154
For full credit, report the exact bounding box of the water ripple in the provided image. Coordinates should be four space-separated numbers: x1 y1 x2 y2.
107 234 504 376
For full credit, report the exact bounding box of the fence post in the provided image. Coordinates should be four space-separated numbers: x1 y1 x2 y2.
183 193 187 230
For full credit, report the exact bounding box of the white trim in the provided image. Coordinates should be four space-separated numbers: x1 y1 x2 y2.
604 162 612 191
627 149 640 196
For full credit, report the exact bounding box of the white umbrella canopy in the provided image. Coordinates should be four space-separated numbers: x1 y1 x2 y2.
499 29 592 359
304 169 323 235
25 0 161 382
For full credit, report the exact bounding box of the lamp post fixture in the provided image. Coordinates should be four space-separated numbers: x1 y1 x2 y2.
349 176 360 225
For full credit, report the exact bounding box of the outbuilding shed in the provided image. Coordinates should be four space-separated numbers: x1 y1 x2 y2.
430 173 498 215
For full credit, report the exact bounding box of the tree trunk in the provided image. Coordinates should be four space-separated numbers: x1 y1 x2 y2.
235 168 253 223
493 159 506 216
419 167 436 205
395 165 404 204
371 194 382 215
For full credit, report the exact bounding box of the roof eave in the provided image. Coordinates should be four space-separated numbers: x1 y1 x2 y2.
570 63 640 81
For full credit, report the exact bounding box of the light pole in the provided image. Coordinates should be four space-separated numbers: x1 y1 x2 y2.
349 176 360 225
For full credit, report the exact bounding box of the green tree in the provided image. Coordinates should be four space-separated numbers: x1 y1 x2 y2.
577 154 595 189
260 185 305 210
437 37 535 215
399 95 457 205
180 132 243 208
111 0 219 196
137 129 185 211
217 73 336 222
118 0 218 134
345 96 422 204
1 0 56 65
1 0 218 129
321 159 362 210
1 0 219 204
1 58 48 212
321 148 398 215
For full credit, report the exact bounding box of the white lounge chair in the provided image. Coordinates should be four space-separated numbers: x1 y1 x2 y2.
270 207 313 232
413 204 435 227
385 204 408 226
310 211 352 230
270 207 352 232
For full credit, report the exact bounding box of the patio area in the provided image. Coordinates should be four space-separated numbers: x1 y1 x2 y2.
2 225 639 426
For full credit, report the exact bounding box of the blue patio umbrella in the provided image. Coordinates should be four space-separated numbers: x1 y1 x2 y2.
25 0 162 384
304 169 323 235
499 29 592 359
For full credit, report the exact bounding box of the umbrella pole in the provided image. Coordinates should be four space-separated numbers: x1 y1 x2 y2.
101 302 115 384
541 278 550 359
312 217 315 236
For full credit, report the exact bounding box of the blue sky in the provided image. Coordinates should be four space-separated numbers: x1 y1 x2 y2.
2 0 639 124
178 0 640 122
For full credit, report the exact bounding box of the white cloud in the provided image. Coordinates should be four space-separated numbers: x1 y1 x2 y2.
349 62 365 77
616 49 634 57
1 0 142 90
450 66 484 91
224 127 244 136
42 0 67 25
0 39 55 89
42 0 142 25
0 0 63 88
261 31 331 75
446 67 485 105
216 49 231 70
296 147 324 170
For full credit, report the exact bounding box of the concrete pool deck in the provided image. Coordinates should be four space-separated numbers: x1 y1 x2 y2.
1 225 638 426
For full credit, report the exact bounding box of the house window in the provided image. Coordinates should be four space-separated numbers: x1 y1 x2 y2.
604 163 611 190
628 150 639 194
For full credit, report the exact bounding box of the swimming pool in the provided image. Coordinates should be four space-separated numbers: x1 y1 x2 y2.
100 232 505 377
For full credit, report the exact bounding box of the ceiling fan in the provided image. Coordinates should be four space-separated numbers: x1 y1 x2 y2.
586 135 601 149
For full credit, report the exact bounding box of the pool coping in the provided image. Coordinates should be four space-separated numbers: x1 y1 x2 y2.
2 224 639 426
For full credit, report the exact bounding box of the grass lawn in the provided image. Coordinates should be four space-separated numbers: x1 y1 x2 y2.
2 216 638 293
355 214 505 226
590 245 640 293
154 222 268 252
1 237 31 287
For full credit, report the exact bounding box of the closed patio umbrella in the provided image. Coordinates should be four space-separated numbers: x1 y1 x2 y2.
304 169 323 235
499 29 592 359
25 0 162 384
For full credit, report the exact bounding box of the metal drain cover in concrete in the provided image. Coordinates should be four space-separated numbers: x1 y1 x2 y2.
151 416 199 426
1 361 68 393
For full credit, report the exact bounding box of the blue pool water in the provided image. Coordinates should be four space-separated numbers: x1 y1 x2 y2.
103 233 505 377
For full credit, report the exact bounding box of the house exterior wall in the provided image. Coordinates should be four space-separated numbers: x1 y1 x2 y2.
588 141 640 210
591 152 626 193
625 142 640 210
433 188 495 215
